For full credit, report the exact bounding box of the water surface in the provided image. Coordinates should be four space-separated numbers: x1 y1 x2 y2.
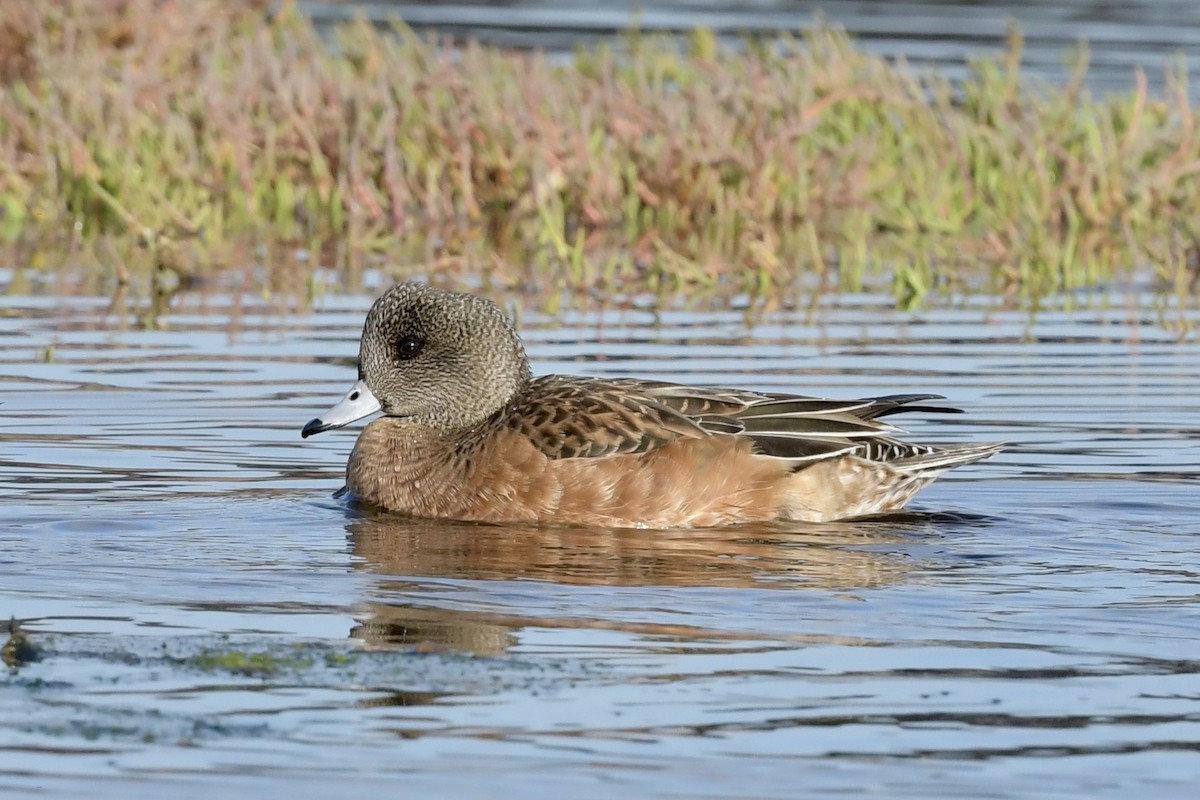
2 273 1200 798
301 0 1200 95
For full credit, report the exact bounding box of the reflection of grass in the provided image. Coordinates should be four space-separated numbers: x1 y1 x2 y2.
1 1 1197 304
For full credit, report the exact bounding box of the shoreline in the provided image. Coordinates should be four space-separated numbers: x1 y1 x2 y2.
0 1 1196 304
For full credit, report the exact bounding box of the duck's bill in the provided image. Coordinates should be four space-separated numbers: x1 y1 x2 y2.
301 380 381 438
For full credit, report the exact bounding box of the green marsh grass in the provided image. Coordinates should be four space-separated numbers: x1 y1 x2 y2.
0 1 1197 304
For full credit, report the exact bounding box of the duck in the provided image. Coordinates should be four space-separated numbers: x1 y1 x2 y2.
302 282 1003 528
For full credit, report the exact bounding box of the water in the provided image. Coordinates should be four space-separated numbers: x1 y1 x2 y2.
300 0 1200 95
3 272 1200 798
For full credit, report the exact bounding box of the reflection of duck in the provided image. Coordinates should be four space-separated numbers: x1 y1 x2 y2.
349 515 924 589
346 513 945 654
303 283 1003 527
350 604 517 657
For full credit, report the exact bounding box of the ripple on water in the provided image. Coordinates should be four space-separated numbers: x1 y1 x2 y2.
2 277 1199 799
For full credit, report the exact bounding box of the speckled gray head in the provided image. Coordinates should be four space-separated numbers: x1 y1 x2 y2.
301 283 530 437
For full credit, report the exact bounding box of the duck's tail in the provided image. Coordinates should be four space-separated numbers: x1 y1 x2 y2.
892 441 1007 475
780 442 1005 522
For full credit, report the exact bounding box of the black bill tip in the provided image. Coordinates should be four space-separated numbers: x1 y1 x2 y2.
301 417 328 439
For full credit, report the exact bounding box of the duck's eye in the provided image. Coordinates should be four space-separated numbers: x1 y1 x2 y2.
396 334 424 360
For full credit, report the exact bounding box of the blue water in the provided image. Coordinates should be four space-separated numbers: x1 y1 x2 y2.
2 271 1199 798
301 0 1200 95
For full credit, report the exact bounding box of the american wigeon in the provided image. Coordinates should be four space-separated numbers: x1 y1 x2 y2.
302 283 1003 528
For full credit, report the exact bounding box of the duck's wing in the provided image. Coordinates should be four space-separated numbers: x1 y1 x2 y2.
607 381 961 423
508 376 710 459
511 377 1000 469
609 382 1001 468
718 391 992 467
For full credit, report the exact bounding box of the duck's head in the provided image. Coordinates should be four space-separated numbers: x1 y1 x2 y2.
302 283 531 437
